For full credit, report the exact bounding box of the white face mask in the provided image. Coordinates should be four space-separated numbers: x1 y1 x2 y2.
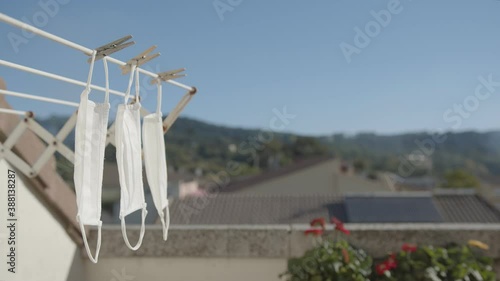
74 52 110 263
143 81 170 241
115 65 148 251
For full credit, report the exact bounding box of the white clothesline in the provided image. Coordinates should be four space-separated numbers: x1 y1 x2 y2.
0 13 195 93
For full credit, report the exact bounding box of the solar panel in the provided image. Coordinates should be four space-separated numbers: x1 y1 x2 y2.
344 196 444 223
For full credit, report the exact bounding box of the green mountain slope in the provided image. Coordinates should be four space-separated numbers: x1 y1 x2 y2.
39 115 500 180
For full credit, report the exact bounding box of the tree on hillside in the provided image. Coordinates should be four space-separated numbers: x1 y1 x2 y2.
258 139 289 169
287 137 329 159
441 169 481 188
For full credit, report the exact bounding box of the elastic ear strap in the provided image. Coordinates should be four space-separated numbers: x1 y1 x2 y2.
124 65 137 103
103 57 110 104
156 80 162 115
120 204 148 251
86 50 97 91
134 67 140 101
77 217 102 264
161 206 170 241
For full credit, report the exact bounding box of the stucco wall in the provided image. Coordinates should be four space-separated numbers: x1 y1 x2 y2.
84 224 500 281
85 258 286 281
0 159 83 281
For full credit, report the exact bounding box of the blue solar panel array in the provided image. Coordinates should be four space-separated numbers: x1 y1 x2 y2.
344 195 444 223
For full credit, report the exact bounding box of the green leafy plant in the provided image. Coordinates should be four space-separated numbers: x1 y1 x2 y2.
373 241 496 281
441 169 481 188
281 219 496 281
280 218 373 281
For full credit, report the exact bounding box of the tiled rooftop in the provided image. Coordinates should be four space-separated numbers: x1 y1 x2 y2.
170 194 345 225
169 190 500 225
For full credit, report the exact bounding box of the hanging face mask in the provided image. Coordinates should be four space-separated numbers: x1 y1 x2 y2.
115 65 148 251
74 52 110 263
143 80 170 241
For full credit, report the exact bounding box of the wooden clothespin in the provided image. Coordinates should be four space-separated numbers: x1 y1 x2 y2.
87 35 135 63
151 68 186 84
121 45 160 74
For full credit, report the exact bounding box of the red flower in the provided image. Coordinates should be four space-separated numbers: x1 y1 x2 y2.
376 253 398 275
375 263 388 275
385 253 397 270
310 218 326 229
331 217 350 235
402 243 417 253
304 229 324 236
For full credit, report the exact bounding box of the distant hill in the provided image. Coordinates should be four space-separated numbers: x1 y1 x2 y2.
321 132 500 178
39 115 500 180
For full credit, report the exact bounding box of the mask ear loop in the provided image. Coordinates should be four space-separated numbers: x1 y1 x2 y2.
79 49 97 103
123 64 137 104
156 79 162 117
77 50 102 264
162 202 170 241
121 208 147 251
85 51 97 92
155 79 169 241
120 64 148 251
134 66 140 104
103 57 110 104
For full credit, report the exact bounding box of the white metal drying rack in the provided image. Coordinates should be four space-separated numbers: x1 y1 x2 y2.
0 13 198 178
0 108 27 116
0 13 195 92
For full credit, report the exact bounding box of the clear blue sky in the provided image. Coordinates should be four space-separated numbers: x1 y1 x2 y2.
1 0 500 135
